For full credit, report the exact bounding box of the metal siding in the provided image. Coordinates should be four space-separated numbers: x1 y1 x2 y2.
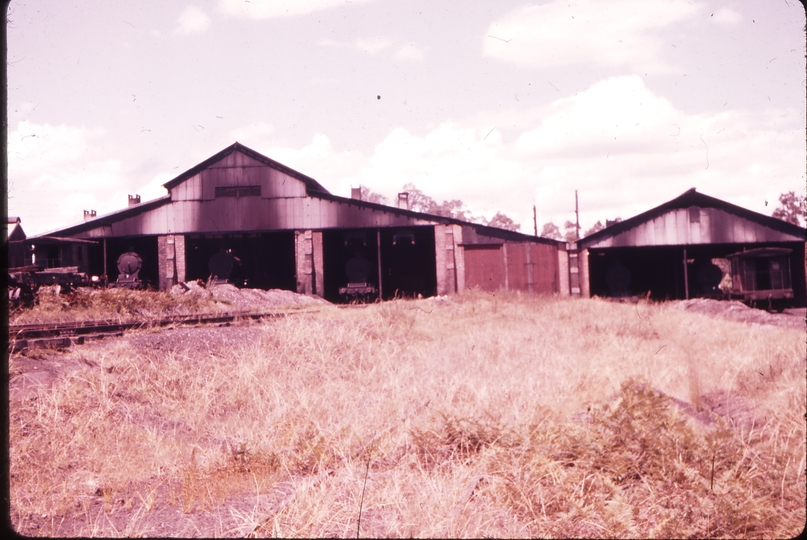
674 209 687 244
645 218 656 245
690 213 701 243
533 243 558 293
700 209 711 242
464 246 503 291
264 169 307 198
507 243 528 291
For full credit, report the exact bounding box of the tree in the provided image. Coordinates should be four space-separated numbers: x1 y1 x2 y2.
400 183 520 230
486 212 520 232
584 221 605 237
540 222 562 240
563 220 579 242
772 191 806 226
360 186 389 205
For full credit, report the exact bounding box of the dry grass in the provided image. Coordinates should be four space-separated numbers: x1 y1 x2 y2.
8 290 806 537
9 286 222 325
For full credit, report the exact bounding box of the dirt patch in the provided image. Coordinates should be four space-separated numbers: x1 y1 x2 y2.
672 298 806 329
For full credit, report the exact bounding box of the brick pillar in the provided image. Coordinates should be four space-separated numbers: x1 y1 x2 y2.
452 224 465 294
295 230 319 295
435 224 465 295
434 225 448 295
580 248 591 298
157 234 179 291
174 235 186 284
557 244 570 296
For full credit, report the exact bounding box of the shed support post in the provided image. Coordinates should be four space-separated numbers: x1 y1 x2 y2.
103 238 108 283
377 229 383 301
683 248 689 300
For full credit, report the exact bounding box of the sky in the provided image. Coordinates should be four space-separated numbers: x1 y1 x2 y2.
6 0 806 237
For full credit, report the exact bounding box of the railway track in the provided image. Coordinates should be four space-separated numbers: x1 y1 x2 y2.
8 310 318 353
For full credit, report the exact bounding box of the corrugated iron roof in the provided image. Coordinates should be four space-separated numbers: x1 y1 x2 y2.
29 195 172 239
161 142 331 196
578 188 806 248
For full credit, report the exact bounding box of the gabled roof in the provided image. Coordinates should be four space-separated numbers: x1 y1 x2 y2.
5 218 26 242
579 188 806 248
161 142 331 196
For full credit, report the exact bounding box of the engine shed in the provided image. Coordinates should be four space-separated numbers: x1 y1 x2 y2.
573 189 806 308
33 142 562 302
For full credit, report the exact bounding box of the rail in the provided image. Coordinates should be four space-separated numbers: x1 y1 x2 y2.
8 309 320 353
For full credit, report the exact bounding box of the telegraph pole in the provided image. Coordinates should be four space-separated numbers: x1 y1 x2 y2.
575 190 581 240
533 205 537 236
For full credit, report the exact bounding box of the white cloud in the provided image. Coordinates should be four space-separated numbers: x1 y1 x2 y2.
395 43 426 61
7 121 132 235
260 76 803 235
229 121 275 143
176 5 211 35
484 0 701 73
355 36 394 55
318 36 417 58
711 7 741 26
218 0 374 19
265 134 369 194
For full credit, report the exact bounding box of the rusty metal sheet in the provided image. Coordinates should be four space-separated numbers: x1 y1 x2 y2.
464 245 503 292
532 243 558 293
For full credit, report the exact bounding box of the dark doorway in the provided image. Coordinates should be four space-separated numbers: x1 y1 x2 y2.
588 242 806 307
184 232 296 290
104 237 159 288
380 227 437 299
322 227 437 303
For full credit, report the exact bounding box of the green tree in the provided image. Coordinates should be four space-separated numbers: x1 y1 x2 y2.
772 191 806 226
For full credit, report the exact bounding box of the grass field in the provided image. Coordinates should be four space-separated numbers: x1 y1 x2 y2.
8 290 806 537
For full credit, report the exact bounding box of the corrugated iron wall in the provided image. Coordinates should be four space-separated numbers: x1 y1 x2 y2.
463 242 559 294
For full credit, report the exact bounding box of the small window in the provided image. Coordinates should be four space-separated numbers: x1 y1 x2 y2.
688 206 700 223
215 185 261 198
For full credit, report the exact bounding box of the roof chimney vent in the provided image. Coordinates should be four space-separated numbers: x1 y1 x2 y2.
83 210 96 222
351 187 362 200
397 192 409 210
128 194 141 206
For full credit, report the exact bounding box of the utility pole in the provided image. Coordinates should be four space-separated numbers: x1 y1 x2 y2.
575 190 581 240
533 205 537 236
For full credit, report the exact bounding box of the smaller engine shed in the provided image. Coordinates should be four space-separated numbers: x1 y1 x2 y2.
31 142 562 301
574 189 806 308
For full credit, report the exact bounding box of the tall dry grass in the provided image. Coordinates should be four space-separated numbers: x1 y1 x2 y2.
8 286 222 325
8 290 806 537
